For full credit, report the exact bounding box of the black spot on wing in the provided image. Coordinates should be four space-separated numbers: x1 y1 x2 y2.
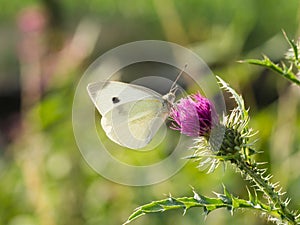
112 97 120 104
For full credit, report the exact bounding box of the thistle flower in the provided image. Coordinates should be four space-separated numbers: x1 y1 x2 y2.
169 93 217 138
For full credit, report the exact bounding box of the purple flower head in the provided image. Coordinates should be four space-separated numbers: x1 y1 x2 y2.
170 93 217 137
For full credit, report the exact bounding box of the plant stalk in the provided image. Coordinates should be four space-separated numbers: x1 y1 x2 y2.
232 155 298 225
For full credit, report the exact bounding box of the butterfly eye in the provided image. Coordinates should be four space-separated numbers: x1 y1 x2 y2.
112 97 120 104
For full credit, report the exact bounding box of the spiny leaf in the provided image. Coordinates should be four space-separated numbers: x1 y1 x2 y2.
123 188 278 225
283 30 298 61
216 76 249 120
240 56 300 86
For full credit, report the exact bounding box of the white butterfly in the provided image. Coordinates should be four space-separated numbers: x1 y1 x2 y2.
87 75 182 149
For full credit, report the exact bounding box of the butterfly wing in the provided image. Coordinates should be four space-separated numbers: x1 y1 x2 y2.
87 81 170 149
87 81 162 115
101 97 169 149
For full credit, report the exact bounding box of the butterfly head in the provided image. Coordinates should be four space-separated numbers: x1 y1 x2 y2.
163 92 176 104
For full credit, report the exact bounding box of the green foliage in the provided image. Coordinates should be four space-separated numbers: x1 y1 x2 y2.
241 32 300 86
241 56 300 86
217 76 248 120
123 185 285 225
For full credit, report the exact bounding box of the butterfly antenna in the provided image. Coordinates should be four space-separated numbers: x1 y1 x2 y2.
170 64 187 92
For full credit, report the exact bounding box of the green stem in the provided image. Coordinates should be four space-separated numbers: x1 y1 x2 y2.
233 155 298 225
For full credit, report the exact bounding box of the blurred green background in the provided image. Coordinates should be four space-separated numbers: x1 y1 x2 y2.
0 0 300 225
